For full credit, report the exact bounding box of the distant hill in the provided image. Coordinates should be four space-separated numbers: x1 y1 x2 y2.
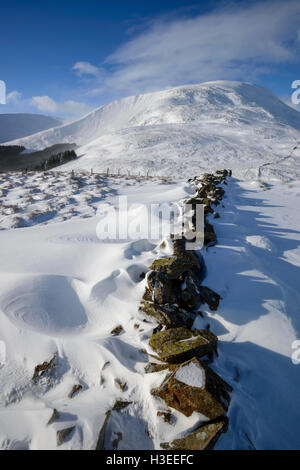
0 113 63 144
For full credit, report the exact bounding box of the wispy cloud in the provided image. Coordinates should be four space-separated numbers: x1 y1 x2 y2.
31 96 91 116
72 61 101 77
73 0 300 98
6 90 22 105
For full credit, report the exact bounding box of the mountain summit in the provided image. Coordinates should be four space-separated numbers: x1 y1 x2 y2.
8 82 300 179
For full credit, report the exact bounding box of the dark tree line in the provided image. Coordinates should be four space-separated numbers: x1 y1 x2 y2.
31 150 77 171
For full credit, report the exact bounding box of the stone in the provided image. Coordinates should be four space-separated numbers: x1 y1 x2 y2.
151 253 203 279
112 400 132 411
56 426 76 446
149 327 217 364
147 270 178 304
47 408 60 425
198 286 221 311
32 353 57 381
114 378 127 392
144 362 170 374
151 358 232 419
139 302 196 329
111 325 124 336
179 271 202 309
161 418 228 450
157 410 173 424
142 287 153 302
95 410 111 450
68 384 83 399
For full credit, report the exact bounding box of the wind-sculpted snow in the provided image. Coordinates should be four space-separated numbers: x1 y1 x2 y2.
0 177 299 449
8 81 300 180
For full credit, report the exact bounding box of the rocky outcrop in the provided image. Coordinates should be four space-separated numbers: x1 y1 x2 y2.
149 327 218 364
139 302 196 329
161 418 228 450
138 170 233 450
151 358 232 419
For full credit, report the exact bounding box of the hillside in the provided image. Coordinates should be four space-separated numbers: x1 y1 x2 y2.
0 113 63 144
8 81 300 180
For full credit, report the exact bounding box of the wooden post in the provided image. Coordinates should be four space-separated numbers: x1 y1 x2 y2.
106 168 109 177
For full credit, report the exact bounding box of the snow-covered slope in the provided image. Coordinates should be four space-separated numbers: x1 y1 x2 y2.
8 82 300 180
0 114 63 144
0 174 300 450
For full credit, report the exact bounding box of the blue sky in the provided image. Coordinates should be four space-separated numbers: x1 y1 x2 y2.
0 0 300 117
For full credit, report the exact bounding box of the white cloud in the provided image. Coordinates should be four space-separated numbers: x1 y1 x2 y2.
31 96 57 113
6 90 22 104
73 61 100 77
78 0 300 97
31 95 91 116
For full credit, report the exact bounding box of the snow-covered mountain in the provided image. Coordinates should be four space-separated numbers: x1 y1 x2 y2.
8 81 300 180
0 113 64 144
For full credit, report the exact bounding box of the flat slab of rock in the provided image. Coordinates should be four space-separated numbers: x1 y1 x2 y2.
161 418 227 450
151 358 232 419
151 253 204 279
149 327 217 364
139 302 196 329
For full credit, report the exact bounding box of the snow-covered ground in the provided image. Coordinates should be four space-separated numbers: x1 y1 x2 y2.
1 80 300 449
0 172 299 449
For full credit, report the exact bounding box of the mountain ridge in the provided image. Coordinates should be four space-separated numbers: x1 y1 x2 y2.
6 81 300 180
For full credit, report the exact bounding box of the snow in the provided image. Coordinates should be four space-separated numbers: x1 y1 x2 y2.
7 81 300 181
174 361 205 388
0 81 300 449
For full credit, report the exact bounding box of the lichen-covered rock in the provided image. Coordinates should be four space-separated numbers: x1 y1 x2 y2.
161 418 227 450
198 286 221 311
139 302 196 329
149 327 217 364
151 253 203 279
151 358 232 418
180 271 202 309
146 270 178 304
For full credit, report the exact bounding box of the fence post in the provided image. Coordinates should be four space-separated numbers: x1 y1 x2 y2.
106 168 109 177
